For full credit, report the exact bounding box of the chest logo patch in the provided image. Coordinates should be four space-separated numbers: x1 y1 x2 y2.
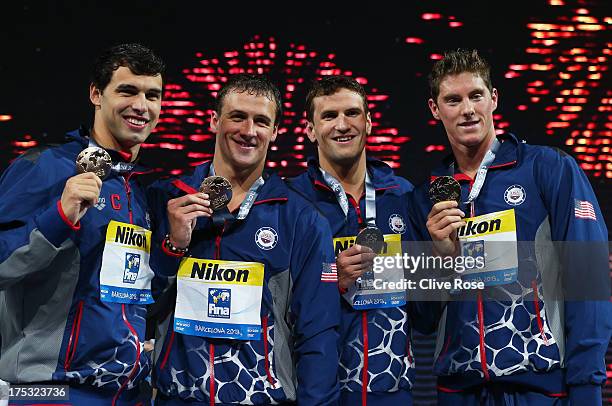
255 227 278 250
388 214 406 234
504 184 526 206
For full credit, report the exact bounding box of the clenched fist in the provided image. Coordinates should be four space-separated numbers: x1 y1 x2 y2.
337 244 377 290
167 193 212 249
60 172 103 225
426 200 466 256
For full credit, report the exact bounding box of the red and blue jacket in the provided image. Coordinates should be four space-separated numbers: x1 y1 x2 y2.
407 133 611 405
289 158 415 406
148 161 341 405
0 128 153 404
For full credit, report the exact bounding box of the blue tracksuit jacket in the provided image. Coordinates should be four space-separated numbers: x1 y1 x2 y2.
289 157 415 406
148 161 341 405
407 133 611 405
0 127 153 404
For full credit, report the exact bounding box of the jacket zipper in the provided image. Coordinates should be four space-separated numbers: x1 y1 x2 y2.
361 311 369 406
209 224 225 406
123 175 133 224
112 177 140 405
209 343 216 406
63 300 84 371
477 291 490 381
532 280 549 345
262 315 276 387
467 192 488 381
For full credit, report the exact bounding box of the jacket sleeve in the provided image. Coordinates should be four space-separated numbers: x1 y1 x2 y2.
146 180 184 299
0 154 78 290
289 208 340 405
534 148 611 405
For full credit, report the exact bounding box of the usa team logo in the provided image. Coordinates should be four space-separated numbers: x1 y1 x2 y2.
123 253 140 284
388 214 406 234
504 184 526 206
208 288 231 319
255 227 278 250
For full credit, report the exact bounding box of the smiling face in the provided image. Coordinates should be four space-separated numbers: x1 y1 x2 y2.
90 66 162 151
428 72 498 153
211 90 278 175
306 88 371 170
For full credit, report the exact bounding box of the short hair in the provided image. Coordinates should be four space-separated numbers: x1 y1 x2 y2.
428 49 492 102
304 75 369 122
215 74 282 126
91 43 165 92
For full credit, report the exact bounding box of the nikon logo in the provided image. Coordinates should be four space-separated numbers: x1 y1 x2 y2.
191 262 249 283
115 226 148 249
334 237 388 256
457 218 501 238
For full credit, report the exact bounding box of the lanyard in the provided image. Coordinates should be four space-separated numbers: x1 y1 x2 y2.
209 164 264 223
319 168 377 226
461 138 501 205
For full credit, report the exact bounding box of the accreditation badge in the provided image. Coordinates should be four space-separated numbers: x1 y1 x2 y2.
335 234 406 310
457 209 518 286
99 220 154 304
174 258 264 340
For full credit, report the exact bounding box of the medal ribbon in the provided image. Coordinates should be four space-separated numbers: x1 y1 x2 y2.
88 138 136 174
319 168 376 226
208 164 264 227
462 138 501 204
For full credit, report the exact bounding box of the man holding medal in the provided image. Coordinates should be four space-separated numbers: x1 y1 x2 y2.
148 74 340 405
408 49 611 405
289 76 415 405
0 43 165 404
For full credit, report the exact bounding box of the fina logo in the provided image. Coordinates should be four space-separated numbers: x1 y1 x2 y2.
255 227 278 250
208 288 231 319
388 214 406 234
123 253 140 284
504 184 526 206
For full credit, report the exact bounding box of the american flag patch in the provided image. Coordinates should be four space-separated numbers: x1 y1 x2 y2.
321 262 338 283
574 199 597 220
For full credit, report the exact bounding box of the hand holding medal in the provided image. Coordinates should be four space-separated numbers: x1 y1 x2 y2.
426 176 466 256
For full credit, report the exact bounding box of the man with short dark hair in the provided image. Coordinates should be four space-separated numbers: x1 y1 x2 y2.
0 43 165 405
290 75 415 405
148 74 340 405
408 48 611 405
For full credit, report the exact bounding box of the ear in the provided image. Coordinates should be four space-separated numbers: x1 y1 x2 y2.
491 88 499 112
305 121 317 143
428 98 440 120
90 84 101 107
210 110 219 133
365 111 372 135
271 125 278 143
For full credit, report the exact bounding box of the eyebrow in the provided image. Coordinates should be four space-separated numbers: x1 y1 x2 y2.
115 84 162 96
227 110 273 124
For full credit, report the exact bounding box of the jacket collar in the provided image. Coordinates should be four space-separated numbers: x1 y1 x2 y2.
176 161 288 204
66 126 150 175
306 156 402 192
432 133 520 179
